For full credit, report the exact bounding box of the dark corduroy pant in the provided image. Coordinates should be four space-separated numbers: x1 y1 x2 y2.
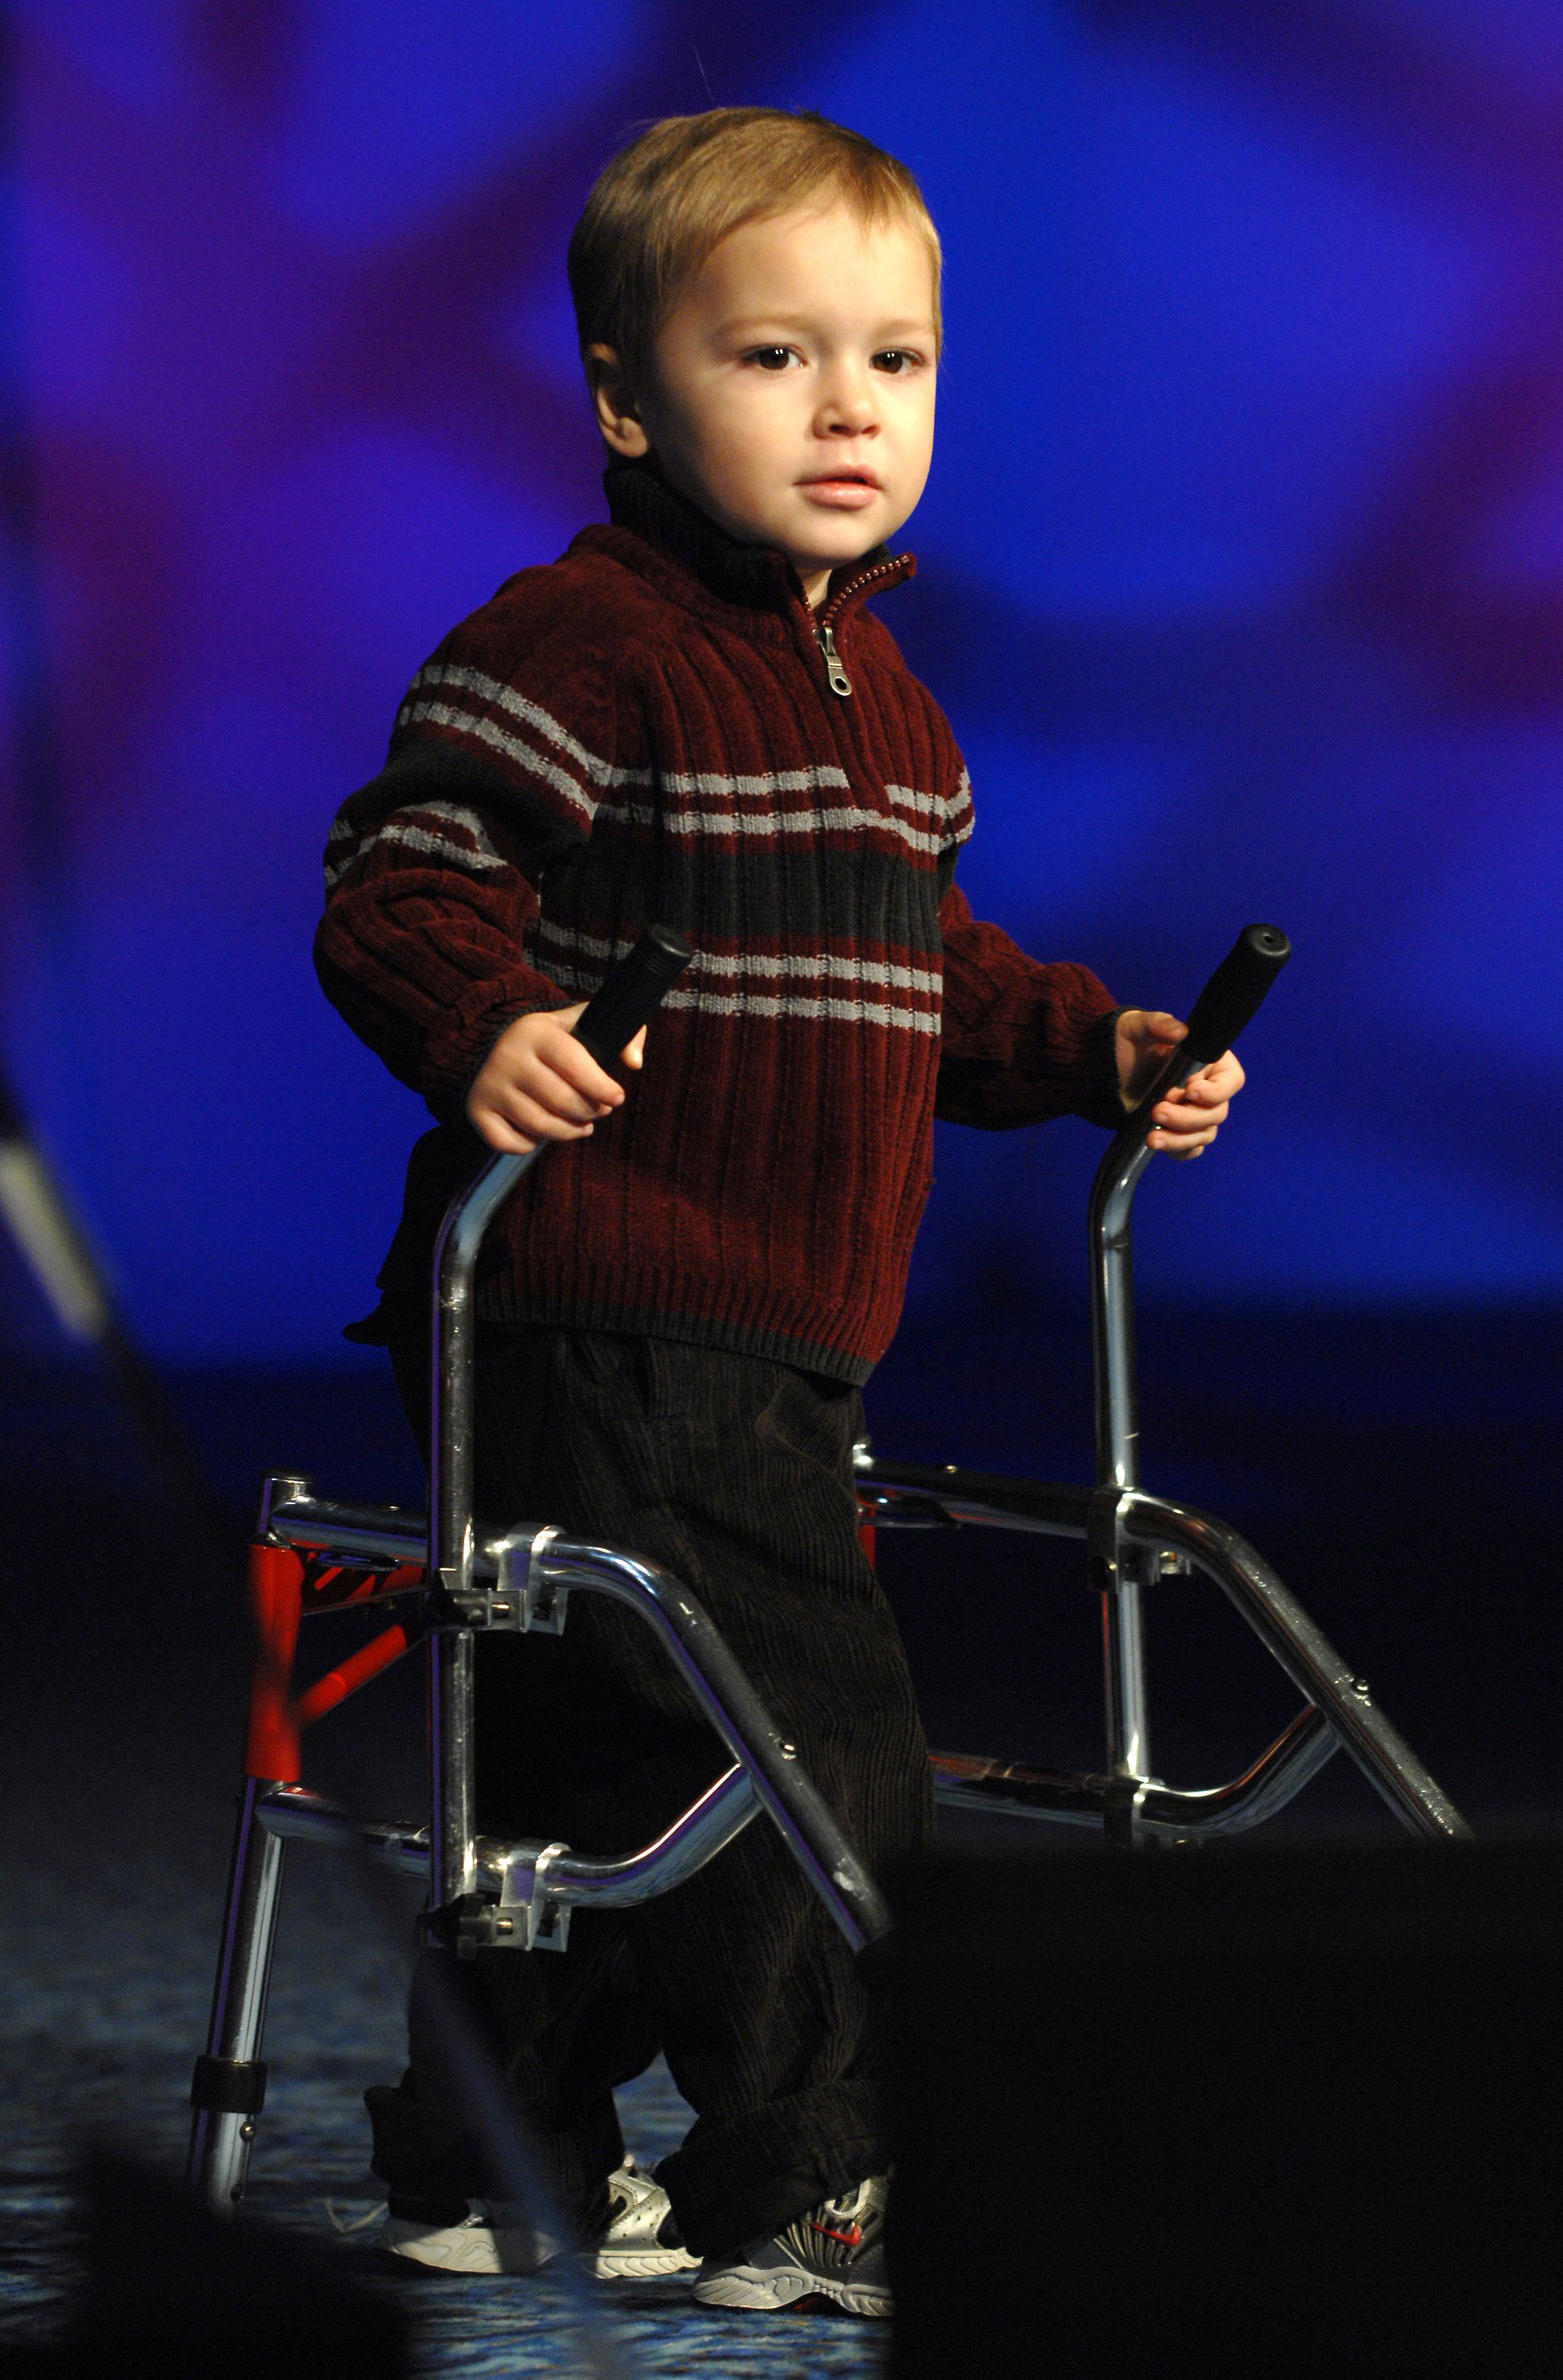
367 1326 933 2255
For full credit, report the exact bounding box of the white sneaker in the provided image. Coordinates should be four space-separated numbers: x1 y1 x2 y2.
377 2204 518 2275
376 2158 695 2278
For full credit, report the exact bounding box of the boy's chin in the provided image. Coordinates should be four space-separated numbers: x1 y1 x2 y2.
784 532 890 580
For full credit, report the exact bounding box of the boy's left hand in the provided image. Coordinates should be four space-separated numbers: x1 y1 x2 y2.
1114 1010 1245 1158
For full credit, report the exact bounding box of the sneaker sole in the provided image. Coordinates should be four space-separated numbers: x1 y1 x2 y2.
693 2267 890 2318
379 2233 694 2282
591 2245 701 2278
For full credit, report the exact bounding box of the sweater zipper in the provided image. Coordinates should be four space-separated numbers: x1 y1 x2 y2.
809 554 908 699
816 619 853 697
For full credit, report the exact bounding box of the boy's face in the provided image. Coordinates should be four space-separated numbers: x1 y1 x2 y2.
593 198 938 605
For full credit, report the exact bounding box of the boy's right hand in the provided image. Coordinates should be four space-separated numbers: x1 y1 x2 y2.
465 1006 646 1153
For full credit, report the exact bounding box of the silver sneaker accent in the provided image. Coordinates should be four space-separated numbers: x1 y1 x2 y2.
589 2159 698 2278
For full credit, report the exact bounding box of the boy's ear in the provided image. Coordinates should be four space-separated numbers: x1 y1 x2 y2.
585 344 652 459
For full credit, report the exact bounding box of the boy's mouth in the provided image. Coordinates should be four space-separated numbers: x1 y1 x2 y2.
797 468 881 509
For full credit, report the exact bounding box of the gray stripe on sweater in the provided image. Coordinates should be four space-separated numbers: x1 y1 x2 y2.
400 662 652 789
532 916 942 996
325 800 507 889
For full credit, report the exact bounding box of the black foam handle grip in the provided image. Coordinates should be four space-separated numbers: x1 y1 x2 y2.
571 923 694 1069
1121 923 1291 1138
1178 923 1291 1071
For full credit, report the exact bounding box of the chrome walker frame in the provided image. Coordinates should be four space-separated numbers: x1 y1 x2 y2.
188 974 1469 2217
862 1107 1469 1849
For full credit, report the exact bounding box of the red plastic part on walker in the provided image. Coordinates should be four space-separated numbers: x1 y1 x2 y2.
244 1543 305 1783
292 1622 413 1727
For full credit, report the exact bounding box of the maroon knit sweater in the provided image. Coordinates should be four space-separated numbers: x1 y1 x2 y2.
315 464 1122 1384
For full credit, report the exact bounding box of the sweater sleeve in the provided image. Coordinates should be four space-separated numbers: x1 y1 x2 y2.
931 754 1123 1130
314 616 619 1123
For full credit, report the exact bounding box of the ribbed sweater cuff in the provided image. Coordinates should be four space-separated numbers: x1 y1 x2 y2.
419 970 566 1123
1077 1005 1129 1130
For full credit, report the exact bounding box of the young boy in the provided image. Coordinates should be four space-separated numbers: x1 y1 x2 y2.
315 107 1242 2317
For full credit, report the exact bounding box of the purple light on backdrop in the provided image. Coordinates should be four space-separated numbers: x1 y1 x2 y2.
2 0 1560 1361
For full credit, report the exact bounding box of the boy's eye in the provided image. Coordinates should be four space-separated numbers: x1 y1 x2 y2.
743 346 798 371
872 349 921 375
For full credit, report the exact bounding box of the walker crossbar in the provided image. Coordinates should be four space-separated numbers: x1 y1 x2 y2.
928 1707 1337 1840
252 1760 761 1920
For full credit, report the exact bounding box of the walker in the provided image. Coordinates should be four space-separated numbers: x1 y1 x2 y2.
187 921 1468 2214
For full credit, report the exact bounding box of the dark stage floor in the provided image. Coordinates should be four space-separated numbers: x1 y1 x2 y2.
2 1298 1558 2371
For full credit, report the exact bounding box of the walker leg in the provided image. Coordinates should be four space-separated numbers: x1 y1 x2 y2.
1101 1574 1152 1848
428 1626 478 1921
1091 1475 1154 1844
186 1775 288 2213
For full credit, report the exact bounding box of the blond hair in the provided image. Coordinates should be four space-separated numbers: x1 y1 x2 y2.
567 108 942 386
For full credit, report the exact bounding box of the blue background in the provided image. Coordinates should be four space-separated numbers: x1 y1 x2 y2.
2 0 1560 1362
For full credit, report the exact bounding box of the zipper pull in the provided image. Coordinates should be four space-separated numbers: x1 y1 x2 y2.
816 620 853 697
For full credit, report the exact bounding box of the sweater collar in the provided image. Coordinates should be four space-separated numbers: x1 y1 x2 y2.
600 459 915 620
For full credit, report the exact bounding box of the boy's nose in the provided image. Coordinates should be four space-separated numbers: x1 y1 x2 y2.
815 375 878 436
